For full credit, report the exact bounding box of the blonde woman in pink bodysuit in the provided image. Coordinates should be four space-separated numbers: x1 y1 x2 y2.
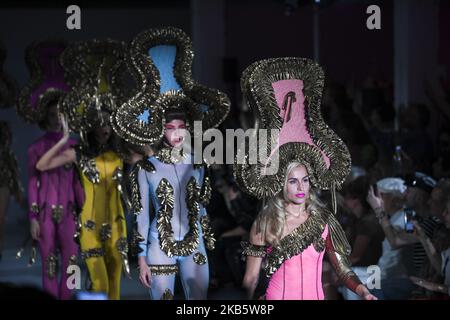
235 57 377 300
242 162 376 300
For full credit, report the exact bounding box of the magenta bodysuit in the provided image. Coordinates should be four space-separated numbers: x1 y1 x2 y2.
27 131 84 299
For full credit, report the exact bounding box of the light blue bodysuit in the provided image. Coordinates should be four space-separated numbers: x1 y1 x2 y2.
135 150 214 300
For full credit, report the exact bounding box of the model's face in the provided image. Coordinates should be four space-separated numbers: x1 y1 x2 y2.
285 165 310 205
164 119 186 148
46 104 62 132
94 124 112 145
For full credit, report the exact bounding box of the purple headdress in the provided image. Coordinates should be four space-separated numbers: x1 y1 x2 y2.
17 40 69 126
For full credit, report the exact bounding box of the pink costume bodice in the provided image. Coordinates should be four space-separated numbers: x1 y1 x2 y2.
265 225 329 300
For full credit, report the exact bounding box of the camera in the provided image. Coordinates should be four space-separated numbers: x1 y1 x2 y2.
404 208 416 233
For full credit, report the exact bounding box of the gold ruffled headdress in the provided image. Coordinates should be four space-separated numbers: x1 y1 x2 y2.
111 26 231 146
60 39 130 137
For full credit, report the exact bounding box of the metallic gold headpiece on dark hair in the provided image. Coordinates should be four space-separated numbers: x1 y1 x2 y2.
17 40 68 125
111 26 231 146
234 58 351 205
60 39 128 133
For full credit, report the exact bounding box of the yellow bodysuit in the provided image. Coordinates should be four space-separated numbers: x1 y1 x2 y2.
77 149 127 300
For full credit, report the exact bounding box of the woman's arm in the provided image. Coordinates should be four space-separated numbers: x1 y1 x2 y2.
36 116 76 171
325 228 377 300
378 215 418 249
136 168 152 288
242 221 265 299
198 166 215 250
36 147 76 172
325 232 361 291
27 144 40 221
413 221 442 273
410 276 449 294
367 186 417 249
26 144 41 240
136 168 150 257
221 226 247 238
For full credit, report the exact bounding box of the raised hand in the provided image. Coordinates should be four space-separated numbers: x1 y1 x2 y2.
366 185 384 212
356 284 378 300
60 114 70 142
138 256 152 288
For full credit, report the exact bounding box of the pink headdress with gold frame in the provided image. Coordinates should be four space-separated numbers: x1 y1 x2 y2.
234 58 351 210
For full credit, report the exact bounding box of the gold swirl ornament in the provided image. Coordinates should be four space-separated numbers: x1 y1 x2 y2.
200 215 215 251
193 252 207 265
46 254 57 279
51 204 64 224
160 288 174 300
100 223 112 241
116 237 131 278
69 255 78 266
28 243 37 266
81 248 104 260
149 264 179 276
79 156 100 184
156 177 200 257
112 166 132 212
199 175 212 206
30 202 40 214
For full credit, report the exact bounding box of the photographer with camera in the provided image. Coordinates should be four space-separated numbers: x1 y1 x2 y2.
366 177 415 299
409 179 450 298
366 175 450 299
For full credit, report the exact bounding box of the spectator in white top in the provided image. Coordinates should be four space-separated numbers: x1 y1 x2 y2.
366 177 417 299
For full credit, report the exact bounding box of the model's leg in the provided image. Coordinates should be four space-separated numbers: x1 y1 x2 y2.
84 255 109 295
104 221 124 300
178 239 209 300
80 225 109 296
39 207 59 298
57 211 79 300
147 232 177 300
103 245 122 300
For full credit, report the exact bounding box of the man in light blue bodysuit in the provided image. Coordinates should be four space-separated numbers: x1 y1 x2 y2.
112 27 230 299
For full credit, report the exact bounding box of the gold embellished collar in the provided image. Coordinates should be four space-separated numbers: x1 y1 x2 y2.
277 209 327 249
154 146 187 164
264 208 330 277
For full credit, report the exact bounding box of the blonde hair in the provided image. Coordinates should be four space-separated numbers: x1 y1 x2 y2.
255 161 326 245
